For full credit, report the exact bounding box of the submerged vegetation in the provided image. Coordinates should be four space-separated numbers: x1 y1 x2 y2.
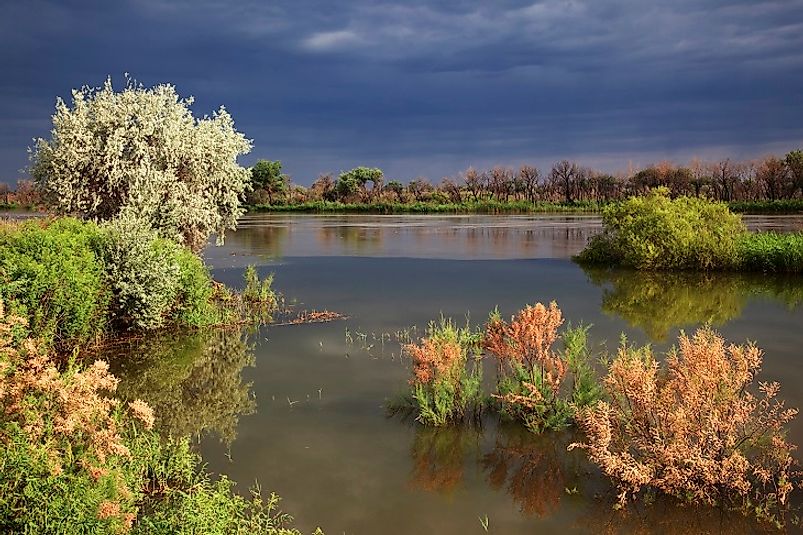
576 189 803 272
398 302 801 527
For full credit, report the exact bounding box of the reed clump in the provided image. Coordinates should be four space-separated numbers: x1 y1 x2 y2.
570 327 800 526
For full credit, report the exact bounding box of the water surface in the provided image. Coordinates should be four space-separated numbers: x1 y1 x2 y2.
117 214 803 534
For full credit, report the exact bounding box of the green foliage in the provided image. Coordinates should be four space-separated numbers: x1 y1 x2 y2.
249 199 602 214
407 317 484 426
31 77 252 252
0 218 110 347
737 232 803 273
251 160 289 204
576 189 746 270
562 325 602 409
100 216 183 330
495 362 574 434
242 265 276 305
0 217 221 351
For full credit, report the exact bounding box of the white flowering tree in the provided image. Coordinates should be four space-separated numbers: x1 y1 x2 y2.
30 78 252 251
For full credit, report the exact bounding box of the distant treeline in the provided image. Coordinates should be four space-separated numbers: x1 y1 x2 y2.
246 150 803 211
6 149 803 213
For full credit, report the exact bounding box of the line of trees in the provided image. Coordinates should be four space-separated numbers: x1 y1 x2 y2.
242 150 803 205
6 150 803 209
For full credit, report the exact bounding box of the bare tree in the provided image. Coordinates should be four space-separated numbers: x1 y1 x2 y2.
461 167 486 202
549 160 579 203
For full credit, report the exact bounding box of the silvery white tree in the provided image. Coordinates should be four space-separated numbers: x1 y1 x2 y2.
30 78 252 251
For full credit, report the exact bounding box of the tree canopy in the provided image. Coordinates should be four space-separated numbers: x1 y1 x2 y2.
31 78 252 251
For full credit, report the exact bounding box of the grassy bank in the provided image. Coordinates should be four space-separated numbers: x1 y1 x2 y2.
247 199 803 215
574 190 803 272
0 217 275 353
248 200 603 214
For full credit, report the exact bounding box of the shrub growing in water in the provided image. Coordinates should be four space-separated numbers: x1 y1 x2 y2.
571 328 800 525
484 302 599 433
576 189 746 270
404 317 483 426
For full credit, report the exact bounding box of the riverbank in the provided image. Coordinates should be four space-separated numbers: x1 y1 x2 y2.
246 199 803 215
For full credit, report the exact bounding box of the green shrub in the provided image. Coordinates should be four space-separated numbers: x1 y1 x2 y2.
404 317 484 426
173 246 217 326
576 189 746 270
0 218 110 347
242 265 276 305
100 216 183 330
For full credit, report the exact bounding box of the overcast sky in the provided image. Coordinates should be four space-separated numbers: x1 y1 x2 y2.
2 0 802 185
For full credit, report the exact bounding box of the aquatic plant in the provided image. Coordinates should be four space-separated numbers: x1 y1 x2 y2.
243 265 277 306
404 317 483 426
571 327 800 527
484 303 599 433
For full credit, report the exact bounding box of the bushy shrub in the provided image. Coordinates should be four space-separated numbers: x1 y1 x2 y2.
571 328 800 525
31 78 252 252
100 216 182 330
484 302 599 433
0 301 319 534
242 265 276 306
0 216 219 344
576 189 746 270
0 217 110 347
404 318 483 426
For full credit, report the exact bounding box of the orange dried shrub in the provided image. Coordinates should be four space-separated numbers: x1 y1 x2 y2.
484 302 597 433
571 327 800 526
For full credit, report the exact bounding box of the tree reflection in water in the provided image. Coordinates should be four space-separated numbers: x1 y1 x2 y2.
408 425 481 495
108 327 257 443
582 266 803 341
481 425 583 517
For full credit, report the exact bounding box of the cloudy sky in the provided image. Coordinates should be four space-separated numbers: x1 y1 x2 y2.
1 0 802 184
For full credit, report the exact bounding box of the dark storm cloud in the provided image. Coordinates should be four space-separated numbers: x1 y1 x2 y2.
1 0 802 184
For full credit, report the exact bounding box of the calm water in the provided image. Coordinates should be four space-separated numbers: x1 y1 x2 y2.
111 214 803 534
